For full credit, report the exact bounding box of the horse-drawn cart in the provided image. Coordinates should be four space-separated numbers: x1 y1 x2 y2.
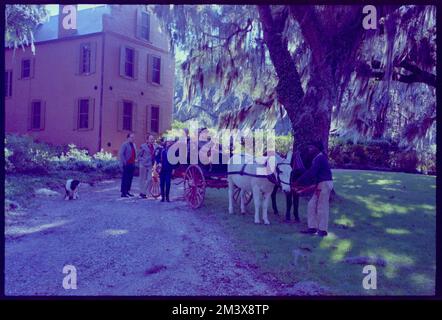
147 146 313 209
148 158 252 209
174 163 253 209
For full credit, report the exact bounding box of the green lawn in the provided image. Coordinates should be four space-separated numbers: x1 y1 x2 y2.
199 169 436 295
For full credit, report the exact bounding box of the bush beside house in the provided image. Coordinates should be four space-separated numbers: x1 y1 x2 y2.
5 134 121 208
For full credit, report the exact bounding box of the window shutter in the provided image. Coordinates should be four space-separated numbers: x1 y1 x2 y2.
117 101 123 131
146 54 152 83
9 71 13 96
90 42 97 74
73 99 79 130
159 57 164 85
6 71 12 96
76 45 82 75
18 63 22 80
133 49 139 79
145 104 150 134
88 98 95 130
132 102 137 132
31 57 36 78
40 101 46 130
156 106 160 133
27 102 32 130
146 13 151 41
135 8 142 39
119 46 125 77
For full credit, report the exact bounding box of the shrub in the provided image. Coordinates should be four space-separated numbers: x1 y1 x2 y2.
5 134 121 176
328 136 428 173
50 145 121 174
5 134 58 174
5 146 14 172
417 146 436 174
93 149 120 175
51 144 96 172
390 150 419 173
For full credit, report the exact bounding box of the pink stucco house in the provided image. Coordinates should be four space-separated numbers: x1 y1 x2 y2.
5 4 174 155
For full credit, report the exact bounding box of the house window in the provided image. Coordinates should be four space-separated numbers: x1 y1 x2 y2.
123 101 133 131
151 105 159 133
78 99 89 129
141 12 150 41
80 43 91 74
21 59 31 79
152 56 161 84
125 48 134 78
31 101 42 130
5 70 12 97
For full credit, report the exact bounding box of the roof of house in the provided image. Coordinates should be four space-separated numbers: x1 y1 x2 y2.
33 5 111 43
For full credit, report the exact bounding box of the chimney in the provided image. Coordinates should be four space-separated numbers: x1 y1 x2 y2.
58 4 78 38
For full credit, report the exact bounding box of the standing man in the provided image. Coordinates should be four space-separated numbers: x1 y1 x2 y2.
155 138 175 202
119 132 136 198
295 141 333 237
138 134 155 198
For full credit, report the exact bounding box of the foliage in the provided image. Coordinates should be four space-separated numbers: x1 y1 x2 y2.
5 146 14 172
151 4 435 156
93 149 121 175
5 134 120 176
5 4 49 53
275 134 293 156
5 134 59 174
171 119 188 130
328 136 434 174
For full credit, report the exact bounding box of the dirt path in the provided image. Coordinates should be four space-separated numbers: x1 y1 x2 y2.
5 178 283 296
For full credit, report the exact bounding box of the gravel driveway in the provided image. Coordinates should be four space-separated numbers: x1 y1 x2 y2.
5 178 285 296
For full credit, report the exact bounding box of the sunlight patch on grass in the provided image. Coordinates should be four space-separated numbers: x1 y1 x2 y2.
377 250 415 269
381 187 403 192
371 212 383 218
367 179 401 186
318 233 338 249
355 195 410 215
334 216 355 227
331 239 352 262
409 273 435 292
385 228 411 235
419 204 435 211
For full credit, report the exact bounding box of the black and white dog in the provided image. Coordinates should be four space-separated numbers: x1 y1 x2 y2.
64 179 81 200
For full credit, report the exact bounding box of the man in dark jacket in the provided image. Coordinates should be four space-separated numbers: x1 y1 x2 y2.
295 141 333 237
119 132 136 198
155 138 176 202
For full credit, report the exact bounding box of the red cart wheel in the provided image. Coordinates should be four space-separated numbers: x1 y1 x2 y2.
233 185 252 206
149 166 161 198
184 165 206 209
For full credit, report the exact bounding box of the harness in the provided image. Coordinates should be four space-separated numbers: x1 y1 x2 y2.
227 160 291 187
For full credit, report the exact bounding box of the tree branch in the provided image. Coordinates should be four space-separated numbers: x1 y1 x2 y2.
394 60 436 87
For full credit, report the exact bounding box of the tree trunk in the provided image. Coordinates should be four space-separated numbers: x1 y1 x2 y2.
294 69 335 153
258 5 333 155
